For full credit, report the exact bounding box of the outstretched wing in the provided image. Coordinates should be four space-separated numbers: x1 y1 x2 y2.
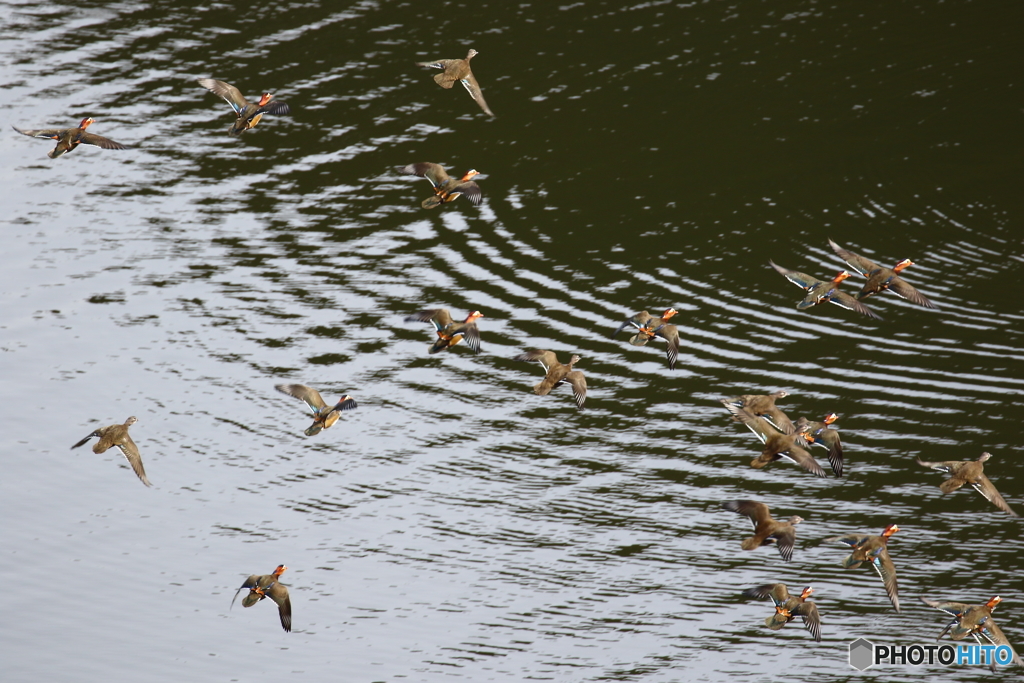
80 133 128 150
400 163 451 188
514 349 559 373
973 475 1019 516
405 308 453 330
460 72 495 117
830 291 882 319
769 260 821 291
871 548 901 612
116 435 153 487
792 601 822 642
275 384 328 413
198 78 248 113
828 239 880 276
13 125 64 139
889 276 938 309
565 371 587 410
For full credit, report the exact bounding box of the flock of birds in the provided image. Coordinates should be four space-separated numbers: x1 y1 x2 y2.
17 46 1020 668
718 389 1020 668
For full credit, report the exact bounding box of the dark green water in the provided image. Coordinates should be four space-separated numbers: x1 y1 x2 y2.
3 1 1023 681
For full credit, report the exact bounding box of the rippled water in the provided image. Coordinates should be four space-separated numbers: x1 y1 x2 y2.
3 1 1023 681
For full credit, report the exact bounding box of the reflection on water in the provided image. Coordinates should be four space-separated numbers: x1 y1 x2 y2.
3 1 1024 681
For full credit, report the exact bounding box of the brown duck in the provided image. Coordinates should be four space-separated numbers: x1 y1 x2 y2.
723 404 825 477
416 48 495 117
721 390 794 435
916 452 1018 516
400 163 482 209
794 413 843 478
922 596 1023 670
828 524 900 612
405 308 483 353
742 584 821 642
71 416 151 487
275 384 357 436
230 564 292 632
828 239 937 308
721 500 803 562
610 308 680 370
197 79 290 135
769 261 881 320
14 117 127 159
513 350 587 410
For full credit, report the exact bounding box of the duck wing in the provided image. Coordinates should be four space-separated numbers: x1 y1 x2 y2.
870 548 900 612
889 275 937 309
260 101 290 116
459 321 482 353
610 311 651 338
514 349 559 373
759 406 796 435
772 524 798 563
78 132 127 150
721 403 773 443
830 291 882 319
13 125 67 139
777 444 828 478
565 370 587 410
792 601 822 642
972 475 1019 516
721 500 772 527
230 575 260 609
405 308 454 330
453 181 483 205
418 59 462 87
268 584 292 632
769 260 821 291
828 239 879 276
275 384 329 413
813 428 843 477
975 618 1023 667
459 71 495 117
400 163 452 188
197 79 249 113
654 324 679 370
742 583 790 606
116 434 152 487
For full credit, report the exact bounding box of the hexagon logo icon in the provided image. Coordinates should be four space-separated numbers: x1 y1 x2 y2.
849 638 874 670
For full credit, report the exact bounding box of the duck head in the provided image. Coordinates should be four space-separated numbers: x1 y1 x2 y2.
257 92 275 107
893 259 915 273
79 117 96 130
881 523 900 538
465 48 479 60
832 271 852 283
125 416 139 426
800 587 814 600
823 413 839 425
978 452 993 463
661 308 678 320
273 564 288 577
460 169 480 182
464 311 485 323
986 596 1002 611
